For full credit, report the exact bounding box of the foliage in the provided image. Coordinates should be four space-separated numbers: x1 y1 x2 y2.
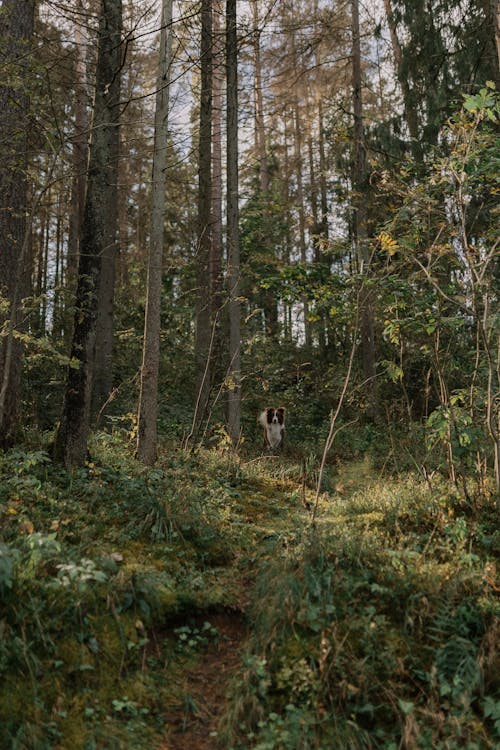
221 474 499 749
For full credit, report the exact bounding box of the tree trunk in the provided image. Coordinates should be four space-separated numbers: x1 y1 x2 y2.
136 0 174 465
383 0 422 162
54 0 123 467
67 4 89 295
91 40 121 423
226 0 241 446
0 0 35 448
211 0 224 319
252 0 277 339
194 0 213 425
495 0 500 72
251 0 269 197
293 95 311 348
351 0 377 413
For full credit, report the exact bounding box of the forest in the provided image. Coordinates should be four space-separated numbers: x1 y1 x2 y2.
0 0 499 747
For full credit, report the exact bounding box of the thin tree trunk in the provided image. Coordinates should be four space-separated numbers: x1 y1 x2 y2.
211 0 223 316
495 0 500 72
383 0 422 161
318 99 329 242
194 0 213 423
293 97 311 348
54 0 123 467
252 0 277 338
0 0 35 448
67 5 89 294
226 0 241 446
252 0 268 196
351 0 376 414
136 0 174 464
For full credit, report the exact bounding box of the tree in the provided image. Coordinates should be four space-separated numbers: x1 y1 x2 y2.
136 0 174 464
351 0 376 412
226 0 241 445
54 0 123 466
194 0 214 428
0 0 35 448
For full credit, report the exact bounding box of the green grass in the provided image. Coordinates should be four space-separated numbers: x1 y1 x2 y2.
221 474 500 750
0 435 498 749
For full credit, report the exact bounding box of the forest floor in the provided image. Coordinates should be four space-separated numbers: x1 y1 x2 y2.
160 612 247 750
159 467 314 750
158 457 389 749
1 437 498 750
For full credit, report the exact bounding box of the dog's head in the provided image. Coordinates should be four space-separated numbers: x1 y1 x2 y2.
265 407 285 426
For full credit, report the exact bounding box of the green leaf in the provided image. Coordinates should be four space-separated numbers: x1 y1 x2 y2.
398 699 414 715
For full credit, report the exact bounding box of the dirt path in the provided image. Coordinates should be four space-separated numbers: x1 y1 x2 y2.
159 612 247 750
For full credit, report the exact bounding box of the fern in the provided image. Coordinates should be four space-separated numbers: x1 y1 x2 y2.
435 636 482 701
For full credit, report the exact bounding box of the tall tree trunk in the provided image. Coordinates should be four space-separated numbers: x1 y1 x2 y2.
495 0 500 72
226 0 241 446
252 0 277 338
54 0 123 467
383 0 422 162
136 0 174 464
194 0 213 424
67 5 89 295
91 37 121 422
318 101 329 242
211 0 223 318
308 124 327 351
293 95 311 348
251 0 268 196
0 0 35 448
351 0 377 413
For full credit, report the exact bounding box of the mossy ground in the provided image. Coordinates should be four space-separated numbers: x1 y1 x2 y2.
0 435 498 749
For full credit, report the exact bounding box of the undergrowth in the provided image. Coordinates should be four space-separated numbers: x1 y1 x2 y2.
0 434 262 749
0 434 498 749
220 476 500 750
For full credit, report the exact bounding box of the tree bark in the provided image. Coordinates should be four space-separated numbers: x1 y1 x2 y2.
91 37 121 422
226 0 241 446
54 0 123 467
194 0 213 424
67 4 89 295
0 0 35 448
136 0 174 464
351 0 377 414
383 0 422 162
211 0 224 318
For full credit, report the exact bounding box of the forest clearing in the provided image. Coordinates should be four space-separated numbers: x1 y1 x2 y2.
0 0 499 747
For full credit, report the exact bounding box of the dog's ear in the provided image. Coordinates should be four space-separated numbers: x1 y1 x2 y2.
277 407 285 423
277 407 285 416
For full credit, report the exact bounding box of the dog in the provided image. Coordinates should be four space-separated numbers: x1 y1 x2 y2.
259 407 285 451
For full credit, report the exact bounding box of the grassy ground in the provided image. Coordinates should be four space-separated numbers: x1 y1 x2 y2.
0 433 498 749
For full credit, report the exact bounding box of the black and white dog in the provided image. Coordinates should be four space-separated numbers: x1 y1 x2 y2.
259 407 285 451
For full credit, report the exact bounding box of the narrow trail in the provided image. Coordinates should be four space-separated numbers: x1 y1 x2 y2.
157 463 366 750
159 612 247 750
157 473 300 750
